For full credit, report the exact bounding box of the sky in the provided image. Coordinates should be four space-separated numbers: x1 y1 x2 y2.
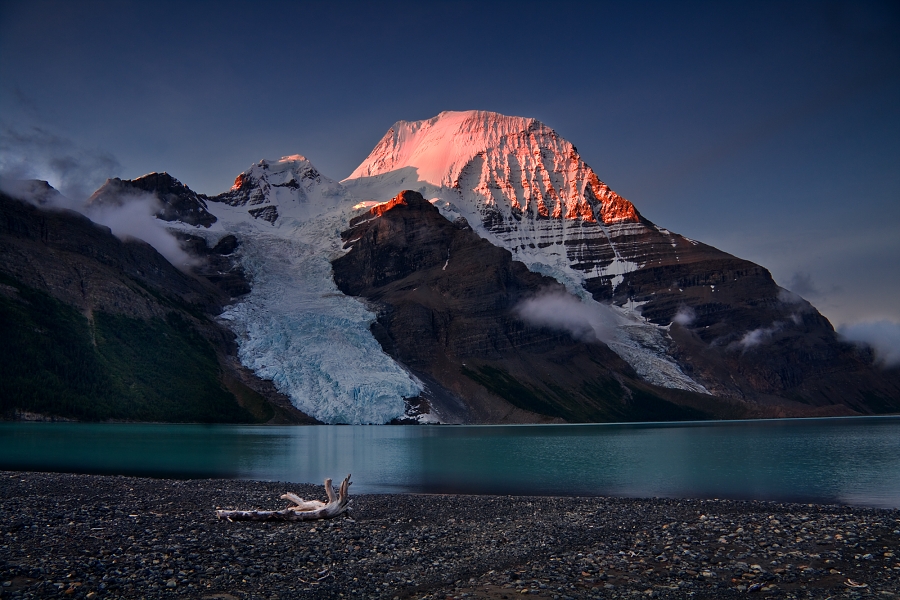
1 0 898 332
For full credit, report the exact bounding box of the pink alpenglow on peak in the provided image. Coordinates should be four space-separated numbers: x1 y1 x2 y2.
214 155 346 224
231 156 315 192
346 110 639 225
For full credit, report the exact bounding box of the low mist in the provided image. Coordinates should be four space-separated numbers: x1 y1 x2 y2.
672 306 696 326
85 191 196 269
732 323 783 351
839 321 900 368
1 176 195 270
514 289 619 344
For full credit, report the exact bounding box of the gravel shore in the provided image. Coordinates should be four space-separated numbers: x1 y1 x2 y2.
1 472 898 599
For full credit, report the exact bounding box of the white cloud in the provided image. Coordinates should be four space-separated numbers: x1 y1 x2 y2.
672 305 696 326
514 289 618 344
732 322 783 351
839 320 900 368
85 191 196 269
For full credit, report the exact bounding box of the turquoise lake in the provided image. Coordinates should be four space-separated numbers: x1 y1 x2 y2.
2 416 899 508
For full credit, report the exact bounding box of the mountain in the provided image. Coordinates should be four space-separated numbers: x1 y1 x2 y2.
341 111 900 413
88 171 217 227
0 187 317 424
343 110 642 292
331 191 730 423
2 110 897 424
211 155 346 223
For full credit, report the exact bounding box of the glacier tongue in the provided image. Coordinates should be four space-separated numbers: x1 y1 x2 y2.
607 322 709 394
214 205 420 424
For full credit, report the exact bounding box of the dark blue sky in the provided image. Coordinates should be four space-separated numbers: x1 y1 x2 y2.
1 0 898 328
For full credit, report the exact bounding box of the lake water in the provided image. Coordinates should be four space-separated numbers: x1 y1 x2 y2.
2 417 899 508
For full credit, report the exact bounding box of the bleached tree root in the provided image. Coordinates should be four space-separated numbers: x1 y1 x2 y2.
216 474 352 522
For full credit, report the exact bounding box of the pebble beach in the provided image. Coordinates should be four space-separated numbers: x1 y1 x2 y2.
1 472 899 599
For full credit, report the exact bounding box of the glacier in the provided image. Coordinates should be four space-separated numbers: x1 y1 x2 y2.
185 158 421 425
217 224 419 424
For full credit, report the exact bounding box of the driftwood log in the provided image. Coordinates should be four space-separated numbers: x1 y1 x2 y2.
216 474 352 522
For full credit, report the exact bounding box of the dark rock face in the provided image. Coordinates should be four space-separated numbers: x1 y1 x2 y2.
332 191 736 424
174 233 252 299
586 227 900 412
0 192 316 424
248 205 278 223
333 191 900 422
1 191 222 319
87 172 217 227
213 171 269 206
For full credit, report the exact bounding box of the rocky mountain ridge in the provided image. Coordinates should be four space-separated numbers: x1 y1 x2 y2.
332 191 741 422
88 171 217 227
343 189 900 420
0 190 317 424
3 110 897 423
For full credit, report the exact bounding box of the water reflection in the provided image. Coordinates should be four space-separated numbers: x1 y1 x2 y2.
1 417 898 508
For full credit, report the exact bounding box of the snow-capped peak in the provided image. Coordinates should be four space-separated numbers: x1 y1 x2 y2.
345 109 640 225
227 155 323 196
213 155 346 224
347 110 542 186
